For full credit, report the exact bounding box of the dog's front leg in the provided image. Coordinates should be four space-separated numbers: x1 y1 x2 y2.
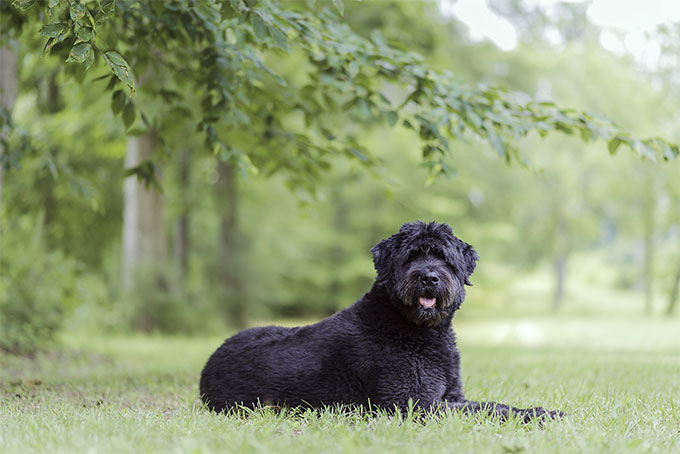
446 400 514 421
446 400 561 423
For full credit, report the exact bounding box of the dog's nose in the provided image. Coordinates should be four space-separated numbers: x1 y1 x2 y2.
422 272 439 286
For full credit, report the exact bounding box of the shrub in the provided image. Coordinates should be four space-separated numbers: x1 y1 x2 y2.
123 264 221 334
0 216 77 354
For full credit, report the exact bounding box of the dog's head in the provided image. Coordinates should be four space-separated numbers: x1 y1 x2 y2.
371 221 478 326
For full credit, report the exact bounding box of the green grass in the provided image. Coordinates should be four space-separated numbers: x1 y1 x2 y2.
2 316 680 454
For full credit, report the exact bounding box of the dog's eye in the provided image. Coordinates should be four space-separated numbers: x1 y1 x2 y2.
406 251 421 263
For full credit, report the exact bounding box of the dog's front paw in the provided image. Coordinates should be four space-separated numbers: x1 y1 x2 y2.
520 406 564 423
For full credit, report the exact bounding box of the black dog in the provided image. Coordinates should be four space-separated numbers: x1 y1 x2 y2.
200 221 561 422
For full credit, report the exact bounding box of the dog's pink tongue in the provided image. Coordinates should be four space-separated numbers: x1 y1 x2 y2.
419 297 436 308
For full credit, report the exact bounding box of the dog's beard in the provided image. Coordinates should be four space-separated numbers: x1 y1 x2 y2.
395 269 460 326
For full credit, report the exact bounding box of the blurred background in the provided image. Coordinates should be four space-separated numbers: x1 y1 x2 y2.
1 0 680 355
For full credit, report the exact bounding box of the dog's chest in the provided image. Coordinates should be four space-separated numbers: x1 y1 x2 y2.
408 346 450 397
361 333 455 404
405 338 453 382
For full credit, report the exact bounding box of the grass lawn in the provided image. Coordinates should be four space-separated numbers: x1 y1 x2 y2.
1 315 679 453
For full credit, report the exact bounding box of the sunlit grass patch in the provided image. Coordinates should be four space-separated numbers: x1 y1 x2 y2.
2 316 679 454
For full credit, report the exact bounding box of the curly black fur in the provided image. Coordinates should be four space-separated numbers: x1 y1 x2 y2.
199 221 562 422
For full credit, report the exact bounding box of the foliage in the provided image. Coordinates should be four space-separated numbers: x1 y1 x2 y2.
2 0 680 337
228 39 680 316
1 43 126 264
0 216 78 354
4 0 678 193
122 264 221 335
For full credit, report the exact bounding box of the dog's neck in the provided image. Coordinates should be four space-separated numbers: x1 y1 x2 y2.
357 283 455 336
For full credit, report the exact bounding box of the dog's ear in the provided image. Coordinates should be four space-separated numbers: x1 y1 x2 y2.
445 237 478 286
371 237 394 283
460 243 479 286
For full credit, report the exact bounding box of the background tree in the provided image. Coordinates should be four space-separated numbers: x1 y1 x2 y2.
0 42 18 249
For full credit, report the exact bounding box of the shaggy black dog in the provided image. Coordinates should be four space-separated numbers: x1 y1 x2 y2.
200 221 562 422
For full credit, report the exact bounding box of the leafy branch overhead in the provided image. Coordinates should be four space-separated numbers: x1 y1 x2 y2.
8 0 679 189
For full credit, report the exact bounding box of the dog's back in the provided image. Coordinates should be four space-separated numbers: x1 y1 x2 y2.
199 311 365 412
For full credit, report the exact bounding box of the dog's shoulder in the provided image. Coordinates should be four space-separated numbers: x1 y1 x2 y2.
230 325 290 341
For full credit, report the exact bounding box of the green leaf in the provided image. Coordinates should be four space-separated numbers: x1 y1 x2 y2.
122 101 136 129
124 160 160 189
159 89 182 102
43 38 57 56
76 26 94 42
357 98 370 118
111 90 126 116
484 121 506 158
251 13 267 41
41 24 70 55
70 2 87 22
268 26 288 51
663 145 679 160
84 45 95 69
104 74 118 91
608 137 623 155
101 0 115 13
385 111 398 127
11 0 37 11
65 42 92 63
96 0 115 24
49 0 60 8
319 71 336 85
348 147 368 162
40 23 69 38
332 0 344 16
0 108 10 128
103 51 134 92
141 112 151 128
422 144 436 158
640 143 657 161
348 60 359 78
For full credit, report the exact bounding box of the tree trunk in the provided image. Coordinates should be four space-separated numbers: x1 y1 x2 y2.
215 160 245 328
641 167 655 315
642 221 654 315
666 261 680 316
553 252 567 311
42 73 62 243
552 196 567 311
327 191 348 315
174 149 191 281
0 44 19 253
121 132 166 291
